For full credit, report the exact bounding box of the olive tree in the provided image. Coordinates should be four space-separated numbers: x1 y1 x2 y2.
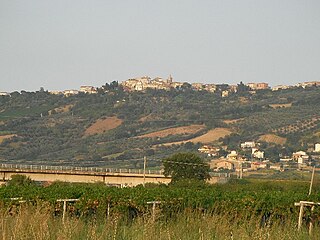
163 152 210 183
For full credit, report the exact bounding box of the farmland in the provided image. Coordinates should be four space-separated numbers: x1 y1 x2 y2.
0 85 319 167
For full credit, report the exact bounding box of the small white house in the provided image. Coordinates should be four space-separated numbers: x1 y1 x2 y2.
252 149 264 159
315 143 320 152
241 141 256 148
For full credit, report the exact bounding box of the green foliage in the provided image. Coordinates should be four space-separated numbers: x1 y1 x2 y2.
6 174 35 187
162 152 210 182
0 86 319 166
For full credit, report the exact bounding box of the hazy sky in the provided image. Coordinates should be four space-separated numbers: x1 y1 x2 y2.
1 0 320 92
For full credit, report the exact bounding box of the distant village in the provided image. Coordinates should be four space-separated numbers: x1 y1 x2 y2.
1 75 320 174
1 75 320 97
200 142 320 175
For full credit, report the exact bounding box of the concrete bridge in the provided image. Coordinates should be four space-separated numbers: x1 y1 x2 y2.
0 163 171 187
0 163 230 186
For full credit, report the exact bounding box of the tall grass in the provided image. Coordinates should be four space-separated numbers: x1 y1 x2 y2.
0 204 318 240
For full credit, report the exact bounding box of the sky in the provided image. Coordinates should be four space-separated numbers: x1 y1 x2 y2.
0 0 320 92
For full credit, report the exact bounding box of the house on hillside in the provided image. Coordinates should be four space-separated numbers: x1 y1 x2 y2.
79 86 98 94
252 148 264 159
49 91 63 95
246 82 269 90
63 90 79 96
0 92 10 96
227 151 238 160
210 159 235 171
292 151 309 165
272 85 291 91
314 143 320 152
198 145 220 157
296 81 320 88
241 141 256 149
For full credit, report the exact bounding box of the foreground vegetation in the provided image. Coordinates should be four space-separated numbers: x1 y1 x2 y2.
1 206 319 240
1 178 320 239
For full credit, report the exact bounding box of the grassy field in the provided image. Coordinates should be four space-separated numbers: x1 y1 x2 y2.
0 205 318 240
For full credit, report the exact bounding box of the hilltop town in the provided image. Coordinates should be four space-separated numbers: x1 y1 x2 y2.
2 75 320 98
0 76 320 178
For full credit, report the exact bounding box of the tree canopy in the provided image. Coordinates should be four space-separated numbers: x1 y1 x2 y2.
162 152 211 183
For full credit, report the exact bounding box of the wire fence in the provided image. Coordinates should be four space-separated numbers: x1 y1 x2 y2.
0 163 164 175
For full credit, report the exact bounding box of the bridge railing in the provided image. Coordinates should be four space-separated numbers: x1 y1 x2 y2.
0 163 164 175
0 163 230 178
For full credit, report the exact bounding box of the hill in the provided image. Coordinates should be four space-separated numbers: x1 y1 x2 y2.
0 85 319 168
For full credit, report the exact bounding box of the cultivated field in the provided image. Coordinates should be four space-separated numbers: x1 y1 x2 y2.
84 116 123 136
259 134 287 145
223 118 244 124
269 103 292 109
136 124 205 139
0 134 16 144
160 128 232 146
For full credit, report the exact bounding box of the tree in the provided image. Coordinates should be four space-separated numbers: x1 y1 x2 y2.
7 174 35 187
237 81 250 93
162 152 210 183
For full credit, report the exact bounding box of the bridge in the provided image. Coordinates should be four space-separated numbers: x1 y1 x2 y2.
0 163 171 187
0 163 230 186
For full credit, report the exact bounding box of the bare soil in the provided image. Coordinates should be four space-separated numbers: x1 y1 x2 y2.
84 116 123 136
0 134 16 144
223 118 244 124
269 103 292 109
158 128 232 146
136 124 205 139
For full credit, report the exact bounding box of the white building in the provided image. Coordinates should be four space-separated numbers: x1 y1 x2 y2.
292 151 309 165
63 90 79 96
79 86 97 94
315 143 320 152
241 141 256 148
252 148 264 159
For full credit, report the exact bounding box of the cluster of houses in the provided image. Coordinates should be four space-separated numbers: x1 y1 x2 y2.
199 142 320 173
49 86 98 96
1 78 319 97
120 75 268 96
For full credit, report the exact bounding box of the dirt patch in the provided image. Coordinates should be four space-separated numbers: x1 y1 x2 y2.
0 134 16 144
48 104 74 115
223 118 244 124
259 134 287 145
138 114 163 122
84 116 123 136
136 125 205 139
159 128 232 146
269 103 292 109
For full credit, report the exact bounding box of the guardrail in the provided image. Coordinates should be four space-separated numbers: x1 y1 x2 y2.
0 163 230 178
0 163 164 175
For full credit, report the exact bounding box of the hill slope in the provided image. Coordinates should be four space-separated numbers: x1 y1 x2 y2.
0 86 319 167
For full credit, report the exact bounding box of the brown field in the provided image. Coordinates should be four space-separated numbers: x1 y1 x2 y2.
84 116 123 136
259 134 287 145
223 118 244 124
136 124 205 139
138 114 162 122
0 134 16 144
159 128 232 146
269 103 292 109
48 104 73 115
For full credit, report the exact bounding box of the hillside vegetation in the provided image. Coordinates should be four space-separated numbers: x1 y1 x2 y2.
0 85 319 167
